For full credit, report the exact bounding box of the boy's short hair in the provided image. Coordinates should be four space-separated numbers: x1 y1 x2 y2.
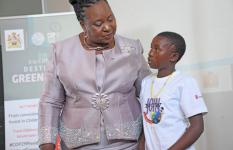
157 31 186 62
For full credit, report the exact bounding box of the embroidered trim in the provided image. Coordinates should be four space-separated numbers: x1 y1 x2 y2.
118 37 137 54
59 121 100 149
38 127 58 145
39 116 142 148
121 45 136 53
106 116 142 140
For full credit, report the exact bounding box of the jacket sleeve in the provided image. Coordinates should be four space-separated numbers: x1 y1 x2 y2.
38 43 65 145
134 40 152 97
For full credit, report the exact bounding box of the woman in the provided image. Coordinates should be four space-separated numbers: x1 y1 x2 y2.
38 0 151 149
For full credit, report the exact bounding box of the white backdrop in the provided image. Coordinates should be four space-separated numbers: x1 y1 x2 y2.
107 0 233 150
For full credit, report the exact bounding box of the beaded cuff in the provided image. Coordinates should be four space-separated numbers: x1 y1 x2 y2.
38 127 58 145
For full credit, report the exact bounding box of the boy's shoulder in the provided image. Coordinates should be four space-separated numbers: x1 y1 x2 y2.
173 71 198 86
141 71 198 85
174 71 190 79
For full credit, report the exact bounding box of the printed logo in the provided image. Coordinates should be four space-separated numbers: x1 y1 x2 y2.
31 32 45 46
143 98 164 124
4 29 25 51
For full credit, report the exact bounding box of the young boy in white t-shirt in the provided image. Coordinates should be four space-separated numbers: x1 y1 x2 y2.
140 31 208 150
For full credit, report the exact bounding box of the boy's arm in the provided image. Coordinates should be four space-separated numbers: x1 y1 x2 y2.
168 114 204 150
138 128 145 150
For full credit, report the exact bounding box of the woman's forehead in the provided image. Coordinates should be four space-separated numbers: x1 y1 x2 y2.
84 0 113 21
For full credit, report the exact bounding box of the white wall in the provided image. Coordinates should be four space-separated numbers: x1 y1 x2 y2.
108 0 233 149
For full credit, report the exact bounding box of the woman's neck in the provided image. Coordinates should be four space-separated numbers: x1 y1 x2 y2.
80 32 114 51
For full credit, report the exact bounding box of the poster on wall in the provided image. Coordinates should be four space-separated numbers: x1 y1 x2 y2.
0 12 79 150
4 99 39 149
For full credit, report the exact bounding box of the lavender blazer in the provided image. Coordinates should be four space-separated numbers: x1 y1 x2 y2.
38 34 151 149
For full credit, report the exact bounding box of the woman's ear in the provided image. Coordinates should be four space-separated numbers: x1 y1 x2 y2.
80 21 86 32
80 21 88 38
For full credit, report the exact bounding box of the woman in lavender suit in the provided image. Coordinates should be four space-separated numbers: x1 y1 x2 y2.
38 0 151 149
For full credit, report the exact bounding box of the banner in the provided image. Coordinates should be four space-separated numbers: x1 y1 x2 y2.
0 12 80 150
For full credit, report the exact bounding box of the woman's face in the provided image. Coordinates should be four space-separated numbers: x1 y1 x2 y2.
81 0 116 46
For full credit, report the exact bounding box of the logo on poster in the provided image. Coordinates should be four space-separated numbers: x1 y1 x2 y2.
31 32 45 46
5 29 25 51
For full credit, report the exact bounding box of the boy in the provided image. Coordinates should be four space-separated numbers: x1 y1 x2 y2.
140 31 208 150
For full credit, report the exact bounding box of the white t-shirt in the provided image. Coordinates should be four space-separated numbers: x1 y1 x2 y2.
140 71 208 150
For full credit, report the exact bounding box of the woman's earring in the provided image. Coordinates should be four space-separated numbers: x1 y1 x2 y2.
84 32 88 38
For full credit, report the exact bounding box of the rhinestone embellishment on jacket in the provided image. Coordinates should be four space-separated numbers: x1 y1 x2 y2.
91 93 110 111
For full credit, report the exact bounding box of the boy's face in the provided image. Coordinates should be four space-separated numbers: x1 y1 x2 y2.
148 36 176 69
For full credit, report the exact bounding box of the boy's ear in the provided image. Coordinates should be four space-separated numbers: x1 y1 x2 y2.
170 52 179 63
169 44 179 62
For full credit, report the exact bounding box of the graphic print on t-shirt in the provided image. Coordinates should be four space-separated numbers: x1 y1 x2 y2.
143 97 164 124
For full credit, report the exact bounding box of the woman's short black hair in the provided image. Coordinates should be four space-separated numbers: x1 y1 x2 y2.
69 0 107 22
157 31 186 62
